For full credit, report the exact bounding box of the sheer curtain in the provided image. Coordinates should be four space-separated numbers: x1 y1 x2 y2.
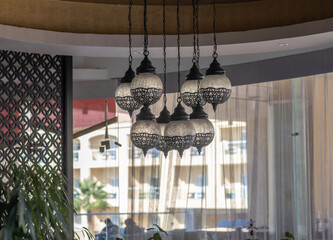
74 73 333 240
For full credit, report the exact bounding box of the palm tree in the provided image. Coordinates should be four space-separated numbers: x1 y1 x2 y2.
74 179 109 233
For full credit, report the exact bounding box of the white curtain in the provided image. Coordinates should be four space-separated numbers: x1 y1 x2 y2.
74 73 333 240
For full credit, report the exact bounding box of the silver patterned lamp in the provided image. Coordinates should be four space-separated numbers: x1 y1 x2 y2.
190 103 214 154
130 106 161 157
115 0 141 117
180 63 206 108
115 66 141 117
155 0 172 158
156 106 171 158
201 58 231 112
180 0 206 109
165 102 196 158
200 0 231 112
130 0 163 107
130 56 163 107
164 0 196 158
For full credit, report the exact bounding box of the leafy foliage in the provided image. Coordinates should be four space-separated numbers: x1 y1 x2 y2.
147 224 168 240
74 179 109 212
0 161 94 240
281 231 295 240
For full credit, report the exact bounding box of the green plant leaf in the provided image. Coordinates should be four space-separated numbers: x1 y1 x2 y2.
153 224 168 235
0 160 95 240
285 231 295 239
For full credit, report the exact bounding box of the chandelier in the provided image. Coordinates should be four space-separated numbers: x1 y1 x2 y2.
122 0 232 158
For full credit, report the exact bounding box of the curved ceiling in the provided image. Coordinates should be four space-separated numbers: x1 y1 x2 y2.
61 0 259 5
0 0 332 35
1 18 333 59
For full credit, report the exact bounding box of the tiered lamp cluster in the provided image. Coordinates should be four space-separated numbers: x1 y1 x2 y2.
115 0 232 158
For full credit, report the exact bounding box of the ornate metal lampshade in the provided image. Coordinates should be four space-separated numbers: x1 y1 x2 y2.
156 106 171 158
165 102 196 158
200 56 231 113
180 62 206 108
190 104 214 154
130 56 163 106
115 66 141 117
130 106 161 156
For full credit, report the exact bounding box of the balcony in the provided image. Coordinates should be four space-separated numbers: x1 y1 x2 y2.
128 187 160 200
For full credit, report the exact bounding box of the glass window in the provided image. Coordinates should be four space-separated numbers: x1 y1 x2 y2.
111 178 119 187
72 75 333 239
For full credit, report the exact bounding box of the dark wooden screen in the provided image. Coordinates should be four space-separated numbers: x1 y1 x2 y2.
0 50 71 182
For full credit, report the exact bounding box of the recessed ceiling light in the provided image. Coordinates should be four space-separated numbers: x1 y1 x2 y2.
133 50 143 54
279 43 289 47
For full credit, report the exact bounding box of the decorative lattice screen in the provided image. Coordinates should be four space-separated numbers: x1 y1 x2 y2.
0 50 65 181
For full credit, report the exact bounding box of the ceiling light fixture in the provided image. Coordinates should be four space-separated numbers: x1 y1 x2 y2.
165 0 196 158
156 0 172 158
130 106 160 156
190 103 214 154
180 0 206 109
187 0 215 155
120 0 232 158
130 0 163 107
200 0 232 112
129 0 162 156
115 0 141 117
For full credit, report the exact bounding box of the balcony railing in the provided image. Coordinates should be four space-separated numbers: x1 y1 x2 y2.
92 149 116 161
128 187 160 199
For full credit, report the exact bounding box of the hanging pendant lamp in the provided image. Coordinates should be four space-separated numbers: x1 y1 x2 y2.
115 0 141 117
130 0 163 107
156 106 171 158
165 102 195 158
180 0 206 108
164 0 196 158
116 67 141 117
181 62 206 108
200 0 231 112
156 0 172 158
184 0 214 154
190 103 214 154
131 106 161 157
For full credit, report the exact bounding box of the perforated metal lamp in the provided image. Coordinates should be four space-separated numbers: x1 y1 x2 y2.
180 62 206 108
156 106 171 158
115 66 141 117
165 102 196 158
131 56 163 107
190 103 214 154
115 0 141 117
201 0 232 112
130 106 161 156
130 0 163 107
200 58 232 112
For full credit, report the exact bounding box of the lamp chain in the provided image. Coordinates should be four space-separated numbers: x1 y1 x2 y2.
177 0 181 96
128 0 133 66
196 0 200 66
192 0 197 63
143 0 149 56
196 0 201 103
163 0 167 105
212 0 218 58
